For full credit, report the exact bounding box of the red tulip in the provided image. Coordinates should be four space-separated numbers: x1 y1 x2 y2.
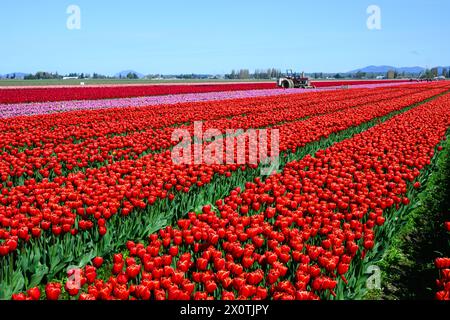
112 262 124 275
0 245 9 256
126 264 141 279
92 256 104 268
113 253 123 263
205 280 217 293
169 246 179 257
45 283 62 300
196 258 208 271
12 293 27 300
6 239 17 251
27 287 41 300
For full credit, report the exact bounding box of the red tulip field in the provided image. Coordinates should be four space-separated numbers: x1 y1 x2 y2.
0 83 277 104
1 81 449 300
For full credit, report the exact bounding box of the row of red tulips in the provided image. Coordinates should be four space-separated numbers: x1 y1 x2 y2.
1 85 440 187
11 88 450 300
1 86 447 258
435 204 450 299
311 79 411 88
0 84 419 151
0 83 277 104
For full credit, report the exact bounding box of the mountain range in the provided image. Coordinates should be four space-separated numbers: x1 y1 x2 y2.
348 65 450 75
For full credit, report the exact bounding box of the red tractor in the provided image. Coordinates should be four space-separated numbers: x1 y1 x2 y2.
277 70 315 89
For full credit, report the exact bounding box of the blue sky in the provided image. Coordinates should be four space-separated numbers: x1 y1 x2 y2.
1 0 449 75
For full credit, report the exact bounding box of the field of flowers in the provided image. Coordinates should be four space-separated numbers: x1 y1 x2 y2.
0 81 449 300
0 83 277 104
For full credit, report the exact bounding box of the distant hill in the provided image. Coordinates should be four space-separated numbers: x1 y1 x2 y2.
115 70 145 79
0 72 29 79
349 65 425 74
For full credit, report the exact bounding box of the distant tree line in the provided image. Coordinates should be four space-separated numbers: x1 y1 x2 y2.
92 73 110 79
23 72 109 80
11 67 449 82
24 72 62 80
421 68 449 78
253 69 283 79
226 69 250 79
145 74 219 80
225 69 282 80
118 72 139 79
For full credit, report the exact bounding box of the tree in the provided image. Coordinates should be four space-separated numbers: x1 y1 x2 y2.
127 72 138 79
334 73 342 79
238 69 250 79
387 70 396 79
226 70 237 80
430 67 438 78
354 71 366 79
421 69 432 79
442 68 448 78
267 68 281 79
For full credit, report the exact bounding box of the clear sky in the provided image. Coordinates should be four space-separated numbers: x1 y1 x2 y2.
1 0 449 75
